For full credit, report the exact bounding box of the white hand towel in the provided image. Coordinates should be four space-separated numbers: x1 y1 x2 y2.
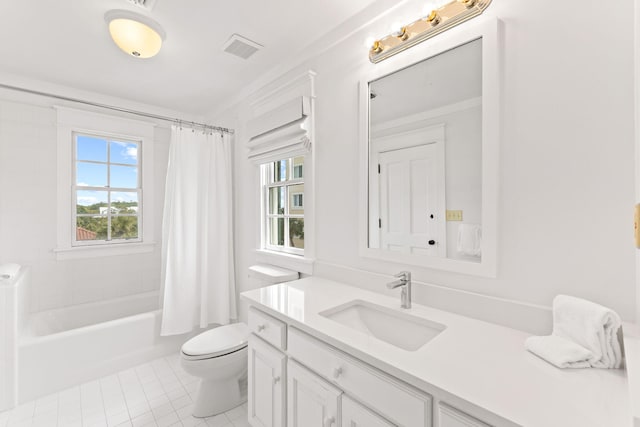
552 295 623 369
525 335 593 368
457 223 482 257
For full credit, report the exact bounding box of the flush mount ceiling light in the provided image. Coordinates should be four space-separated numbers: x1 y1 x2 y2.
368 0 492 63
105 10 166 59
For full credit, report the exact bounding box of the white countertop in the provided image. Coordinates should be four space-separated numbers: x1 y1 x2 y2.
622 323 640 427
241 277 630 427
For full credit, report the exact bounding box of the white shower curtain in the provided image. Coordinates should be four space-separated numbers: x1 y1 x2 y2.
160 126 237 336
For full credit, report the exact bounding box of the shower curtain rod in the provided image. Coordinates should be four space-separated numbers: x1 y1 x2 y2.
0 83 235 135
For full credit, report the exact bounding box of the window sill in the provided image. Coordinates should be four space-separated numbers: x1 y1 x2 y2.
54 242 156 260
254 249 314 275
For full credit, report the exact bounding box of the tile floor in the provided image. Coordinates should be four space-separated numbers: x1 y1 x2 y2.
0 354 249 427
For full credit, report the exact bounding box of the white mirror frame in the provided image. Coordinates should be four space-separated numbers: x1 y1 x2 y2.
359 18 500 277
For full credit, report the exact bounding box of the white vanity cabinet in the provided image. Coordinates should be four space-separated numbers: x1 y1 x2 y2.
248 335 287 427
437 403 491 427
288 327 432 427
247 306 497 427
287 360 341 427
248 307 289 427
342 395 395 427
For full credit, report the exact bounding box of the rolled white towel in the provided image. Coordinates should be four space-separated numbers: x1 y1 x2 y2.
525 335 593 369
552 295 623 369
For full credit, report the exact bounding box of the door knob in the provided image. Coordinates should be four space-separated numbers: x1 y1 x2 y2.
428 240 436 245
323 416 336 427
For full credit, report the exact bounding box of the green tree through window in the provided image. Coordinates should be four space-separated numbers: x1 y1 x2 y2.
74 134 141 244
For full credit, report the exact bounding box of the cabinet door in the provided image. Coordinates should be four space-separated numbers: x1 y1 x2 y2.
248 335 287 427
288 328 432 426
438 403 492 427
342 395 395 427
288 360 342 427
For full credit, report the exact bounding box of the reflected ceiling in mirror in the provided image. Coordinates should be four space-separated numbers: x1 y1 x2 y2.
368 38 482 263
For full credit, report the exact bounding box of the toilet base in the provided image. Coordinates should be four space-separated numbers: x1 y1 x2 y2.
192 375 248 418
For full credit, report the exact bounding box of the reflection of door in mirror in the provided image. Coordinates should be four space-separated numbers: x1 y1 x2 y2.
370 123 446 257
379 143 445 257
368 38 482 262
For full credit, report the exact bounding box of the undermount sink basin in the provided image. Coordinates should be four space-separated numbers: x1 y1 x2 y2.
319 300 446 351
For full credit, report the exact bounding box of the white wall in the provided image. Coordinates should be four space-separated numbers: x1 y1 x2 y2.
0 97 170 313
222 0 636 333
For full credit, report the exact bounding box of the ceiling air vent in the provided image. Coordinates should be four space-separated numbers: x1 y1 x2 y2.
222 34 263 60
126 0 157 10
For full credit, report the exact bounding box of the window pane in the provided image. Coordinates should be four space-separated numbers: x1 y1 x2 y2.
76 190 108 214
293 157 304 179
273 159 288 182
269 217 285 246
111 192 138 214
288 184 304 215
289 218 304 249
111 216 139 240
76 216 108 241
110 141 138 165
269 187 285 215
77 162 107 187
110 165 138 189
76 135 107 162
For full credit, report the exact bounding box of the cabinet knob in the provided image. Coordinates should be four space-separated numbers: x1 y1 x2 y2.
332 367 343 379
273 376 280 385
257 324 266 332
323 416 336 427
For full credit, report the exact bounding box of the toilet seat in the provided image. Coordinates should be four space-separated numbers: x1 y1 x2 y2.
181 323 249 361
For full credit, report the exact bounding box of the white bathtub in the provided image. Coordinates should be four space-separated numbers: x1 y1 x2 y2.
0 264 29 411
18 291 190 403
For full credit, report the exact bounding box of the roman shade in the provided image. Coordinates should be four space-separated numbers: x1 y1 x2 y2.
247 96 311 163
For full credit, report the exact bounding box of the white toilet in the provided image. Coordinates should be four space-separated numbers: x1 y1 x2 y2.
180 322 250 418
180 264 299 418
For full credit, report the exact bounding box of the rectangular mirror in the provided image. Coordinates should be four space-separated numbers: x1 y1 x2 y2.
359 19 499 277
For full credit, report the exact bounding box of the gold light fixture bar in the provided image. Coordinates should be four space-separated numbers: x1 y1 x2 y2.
369 0 492 63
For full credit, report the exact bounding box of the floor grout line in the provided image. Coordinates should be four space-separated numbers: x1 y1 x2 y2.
0 353 249 427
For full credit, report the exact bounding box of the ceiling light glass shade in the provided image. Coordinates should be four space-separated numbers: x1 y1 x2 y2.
105 10 165 58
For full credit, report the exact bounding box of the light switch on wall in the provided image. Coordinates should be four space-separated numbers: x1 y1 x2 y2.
446 210 463 221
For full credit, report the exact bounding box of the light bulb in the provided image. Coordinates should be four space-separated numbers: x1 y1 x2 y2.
422 0 450 18
364 36 376 49
389 22 404 36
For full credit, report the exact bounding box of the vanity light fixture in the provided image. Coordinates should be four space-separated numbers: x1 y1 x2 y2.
368 0 492 63
105 10 166 59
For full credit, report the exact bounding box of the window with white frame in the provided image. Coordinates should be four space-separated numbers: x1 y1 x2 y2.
55 106 155 259
73 133 141 245
263 156 304 255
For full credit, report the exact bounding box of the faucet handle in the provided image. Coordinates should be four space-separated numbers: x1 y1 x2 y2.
394 271 411 280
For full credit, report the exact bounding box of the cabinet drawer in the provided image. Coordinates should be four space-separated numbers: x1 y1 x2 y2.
288 327 432 427
438 403 492 427
249 307 287 350
342 395 395 427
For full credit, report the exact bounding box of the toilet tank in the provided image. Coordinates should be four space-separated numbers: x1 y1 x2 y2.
248 264 299 287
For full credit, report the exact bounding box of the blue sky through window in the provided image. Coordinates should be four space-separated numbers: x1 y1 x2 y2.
76 135 139 206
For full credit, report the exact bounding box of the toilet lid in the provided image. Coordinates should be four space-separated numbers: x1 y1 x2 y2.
181 323 249 359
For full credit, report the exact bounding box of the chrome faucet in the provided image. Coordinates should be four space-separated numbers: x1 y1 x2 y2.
386 271 412 309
